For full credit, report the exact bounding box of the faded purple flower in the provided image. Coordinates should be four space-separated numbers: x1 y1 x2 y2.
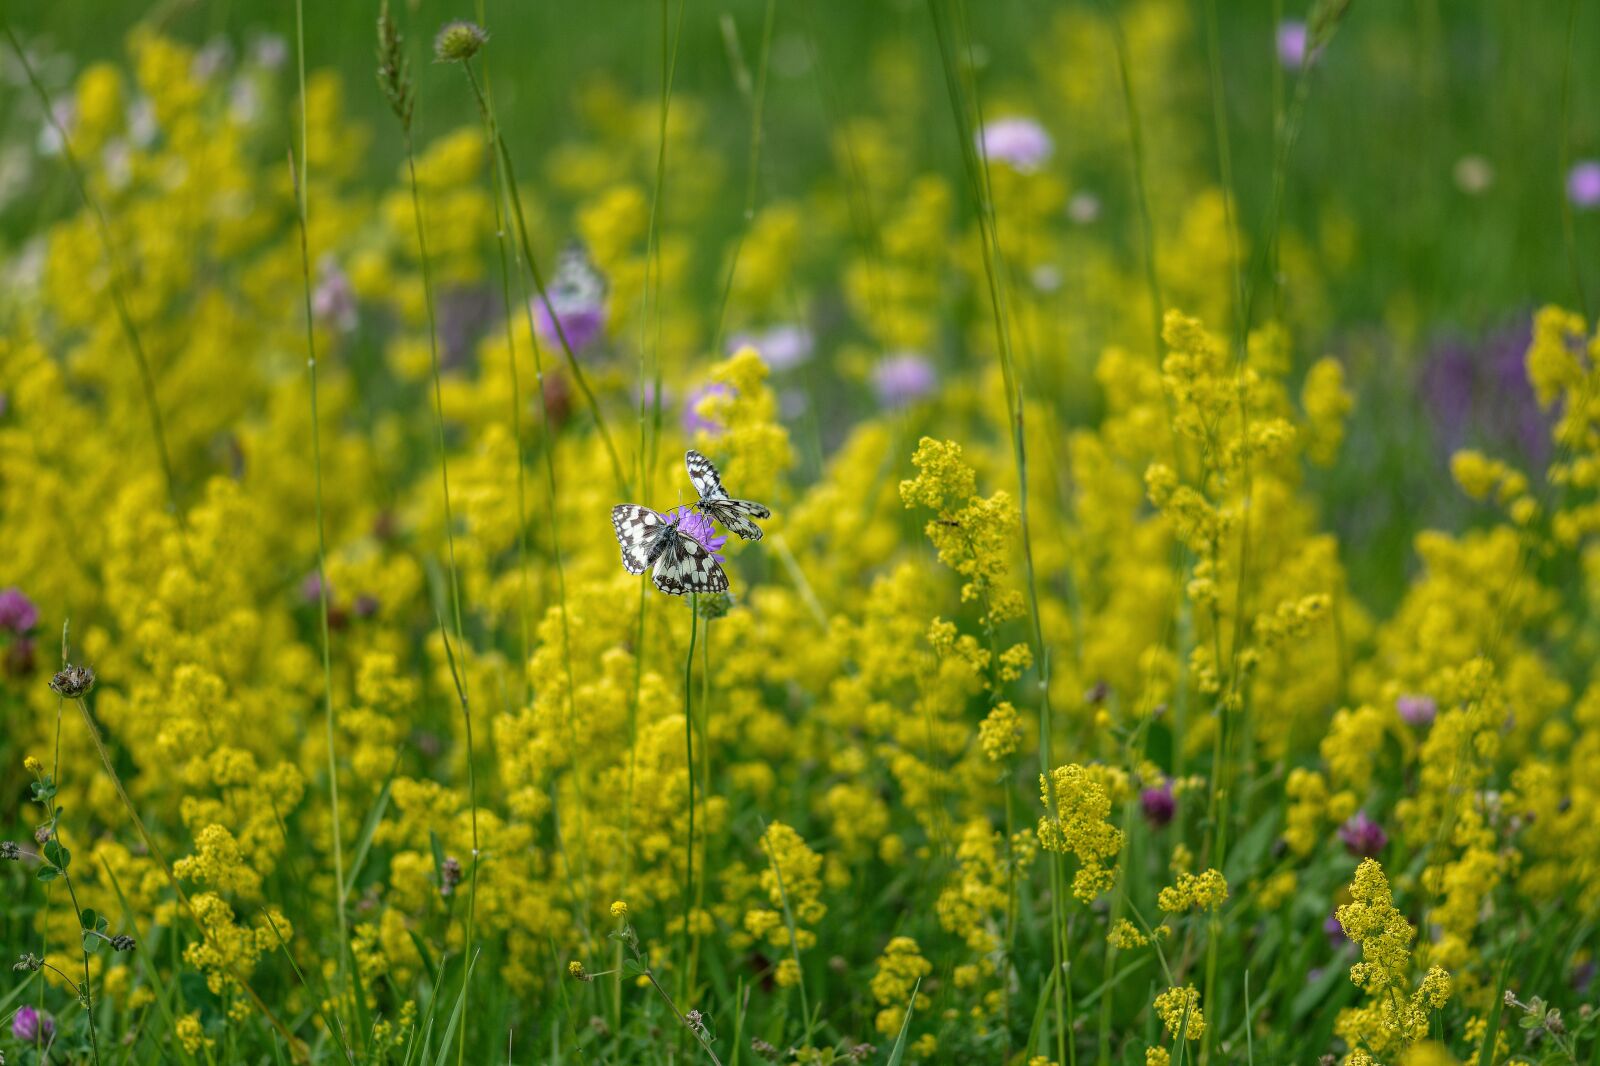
300 572 330 604
977 117 1053 174
1396 694 1437 728
312 256 357 334
534 298 605 353
1573 958 1596 994
0 587 39 633
682 382 734 437
1420 318 1547 465
1277 20 1311 70
664 506 727 563
1568 160 1600 209
1339 811 1388 858
730 324 814 372
1067 192 1101 225
1140 781 1175 829
872 352 937 408
1323 912 1349 947
12 1004 55 1044
353 594 381 619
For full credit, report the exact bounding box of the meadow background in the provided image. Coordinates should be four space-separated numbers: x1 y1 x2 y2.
1 0 1598 1064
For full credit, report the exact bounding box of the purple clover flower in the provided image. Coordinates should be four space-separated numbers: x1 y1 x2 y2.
1568 160 1600 210
977 117 1053 174
12 1004 55 1044
1277 20 1311 70
1397 694 1437 728
664 506 727 563
1338 811 1388 858
682 383 734 437
0 587 39 634
872 353 937 408
1140 780 1176 828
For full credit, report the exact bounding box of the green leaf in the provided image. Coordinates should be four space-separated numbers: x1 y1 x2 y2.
80 907 99 930
36 865 59 883
83 930 102 953
621 958 648 979
884 976 922 1066
1478 955 1512 1066
43 839 70 870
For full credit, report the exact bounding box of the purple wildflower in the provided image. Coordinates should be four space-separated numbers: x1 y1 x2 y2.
12 1004 55 1044
872 353 937 408
664 506 727 563
1140 781 1176 829
730 324 814 372
1323 912 1349 947
1573 958 1595 994
0 587 39 633
1396 694 1437 728
312 256 357 333
1277 20 1311 70
682 382 734 437
1068 192 1102 225
977 117 1053 174
1568 160 1600 210
300 572 330 604
1338 811 1388 858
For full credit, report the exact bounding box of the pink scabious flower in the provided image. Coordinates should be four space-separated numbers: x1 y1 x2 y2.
312 255 357 333
0 587 39 633
872 352 937 408
729 324 814 372
977 117 1053 174
682 382 734 437
1277 19 1311 70
1568 160 1600 209
1338 811 1388 858
664 506 726 563
533 297 606 353
1140 780 1176 828
12 1004 55 1044
1396 693 1437 728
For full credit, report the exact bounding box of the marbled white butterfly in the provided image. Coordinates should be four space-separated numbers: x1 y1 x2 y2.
686 449 771 541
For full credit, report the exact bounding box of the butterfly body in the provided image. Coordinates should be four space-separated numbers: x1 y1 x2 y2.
686 449 771 541
610 505 730 596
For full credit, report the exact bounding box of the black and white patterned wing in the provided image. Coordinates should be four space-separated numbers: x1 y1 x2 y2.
551 241 606 311
687 449 770 540
701 500 770 541
651 530 730 596
685 449 729 501
612 505 665 575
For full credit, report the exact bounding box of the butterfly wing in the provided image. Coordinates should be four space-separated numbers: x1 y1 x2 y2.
612 505 666 575
685 449 728 501
701 500 769 541
687 450 770 541
651 529 730 596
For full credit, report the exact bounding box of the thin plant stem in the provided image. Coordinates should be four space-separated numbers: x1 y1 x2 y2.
681 594 700 1014
1558 0 1591 320
1100 0 1165 357
389 41 480 1063
290 0 349 1026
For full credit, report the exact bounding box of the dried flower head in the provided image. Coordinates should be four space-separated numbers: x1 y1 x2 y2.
0 841 19 860
376 1 415 130
110 934 137 952
49 663 95 698
433 21 488 63
439 856 463 897
13 953 42 973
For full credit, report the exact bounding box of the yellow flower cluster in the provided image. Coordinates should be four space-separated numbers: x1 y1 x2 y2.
1037 763 1125 901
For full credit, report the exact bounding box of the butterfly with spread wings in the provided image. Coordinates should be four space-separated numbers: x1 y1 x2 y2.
686 449 771 541
611 505 730 596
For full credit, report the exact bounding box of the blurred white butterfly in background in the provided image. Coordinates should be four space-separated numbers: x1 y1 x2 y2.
610 504 730 596
686 449 770 541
